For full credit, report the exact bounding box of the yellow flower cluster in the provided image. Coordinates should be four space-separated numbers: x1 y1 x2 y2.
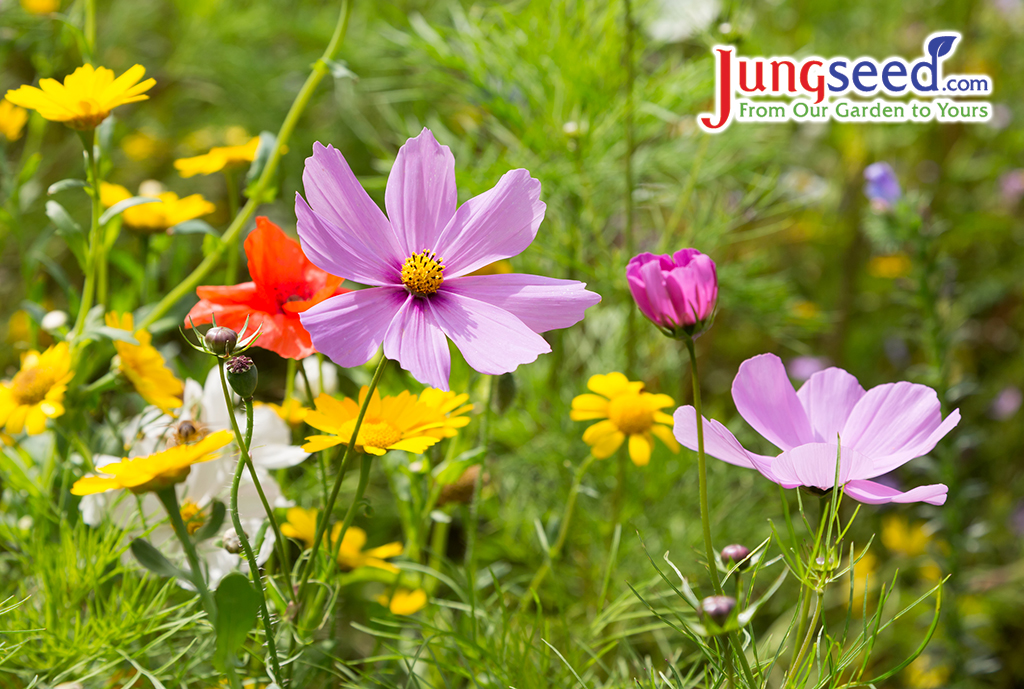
5 64 154 130
71 430 233 495
100 182 215 233
571 372 678 466
0 343 73 436
174 137 260 177
105 312 184 413
0 101 28 142
303 387 472 456
281 507 403 572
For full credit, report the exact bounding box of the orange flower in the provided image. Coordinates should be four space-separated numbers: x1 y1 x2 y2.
185 217 347 359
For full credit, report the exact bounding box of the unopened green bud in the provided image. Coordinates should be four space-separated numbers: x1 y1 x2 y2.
226 355 258 398
204 326 237 355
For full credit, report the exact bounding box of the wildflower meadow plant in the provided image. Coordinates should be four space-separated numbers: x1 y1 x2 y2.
0 1 1001 687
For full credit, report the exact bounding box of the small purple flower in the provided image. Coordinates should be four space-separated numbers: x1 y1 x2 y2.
294 129 601 390
626 249 717 338
864 162 902 209
999 169 1024 207
990 386 1022 421
673 354 959 506
787 356 831 383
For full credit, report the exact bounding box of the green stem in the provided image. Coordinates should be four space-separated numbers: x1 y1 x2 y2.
156 488 217 622
295 353 387 602
223 170 241 285
328 452 373 570
83 0 96 61
685 336 722 595
226 397 284 682
465 375 496 633
522 453 597 603
216 360 292 597
139 0 353 330
71 130 102 342
622 0 637 379
789 592 822 683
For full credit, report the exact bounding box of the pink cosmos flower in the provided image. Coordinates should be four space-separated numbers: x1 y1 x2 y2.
295 128 601 390
673 353 958 505
626 249 717 338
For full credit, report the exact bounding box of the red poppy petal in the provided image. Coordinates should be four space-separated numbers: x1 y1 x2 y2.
246 217 311 290
195 282 260 305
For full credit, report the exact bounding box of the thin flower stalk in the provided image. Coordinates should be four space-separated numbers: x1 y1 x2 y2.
295 353 388 603
225 393 283 683
70 130 103 341
685 336 722 596
139 0 353 330
216 359 291 594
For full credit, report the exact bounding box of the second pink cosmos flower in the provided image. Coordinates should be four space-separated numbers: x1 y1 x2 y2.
296 128 601 390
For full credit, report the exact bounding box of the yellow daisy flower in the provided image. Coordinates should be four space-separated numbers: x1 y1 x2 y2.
302 387 472 456
174 136 260 178
71 430 232 495
262 398 309 426
100 182 215 233
377 588 428 615
281 507 403 572
20 0 59 14
0 342 73 436
0 101 28 142
105 312 184 414
5 64 155 130
570 372 679 466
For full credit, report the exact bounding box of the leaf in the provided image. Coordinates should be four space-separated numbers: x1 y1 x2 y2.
18 153 41 185
432 446 486 485
45 200 87 267
193 501 226 542
47 179 87 195
245 130 278 188
86 325 139 345
170 219 219 236
214 572 260 663
130 538 191 582
927 34 958 60
99 196 160 226
322 58 358 81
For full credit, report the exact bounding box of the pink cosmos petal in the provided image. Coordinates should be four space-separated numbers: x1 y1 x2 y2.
840 382 954 461
664 254 717 324
771 443 872 490
298 143 404 285
385 128 457 257
732 353 814 452
844 479 948 506
443 274 601 333
866 409 960 477
427 291 551 376
672 406 778 480
626 266 659 324
383 295 452 391
796 368 866 443
299 287 407 367
639 258 681 325
434 169 546 277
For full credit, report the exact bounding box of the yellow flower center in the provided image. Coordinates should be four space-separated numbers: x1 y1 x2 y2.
401 251 444 296
359 421 403 449
180 499 206 535
607 394 654 435
11 366 55 406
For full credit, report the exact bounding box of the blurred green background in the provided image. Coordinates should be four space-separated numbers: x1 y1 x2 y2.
1 0 1023 686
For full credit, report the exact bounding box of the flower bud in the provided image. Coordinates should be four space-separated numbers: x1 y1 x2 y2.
863 162 901 210
626 249 717 339
721 544 751 570
700 595 737 629
204 326 237 355
226 355 258 398
223 527 245 554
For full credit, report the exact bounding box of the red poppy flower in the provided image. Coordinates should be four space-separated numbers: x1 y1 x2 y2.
186 217 347 359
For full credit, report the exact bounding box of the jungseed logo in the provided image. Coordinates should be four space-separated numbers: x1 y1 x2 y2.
698 32 993 132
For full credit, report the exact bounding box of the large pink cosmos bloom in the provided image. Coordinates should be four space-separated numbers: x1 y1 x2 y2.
673 353 958 505
626 249 717 337
295 128 601 390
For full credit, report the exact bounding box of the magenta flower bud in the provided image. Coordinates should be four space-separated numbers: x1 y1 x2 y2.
721 544 751 569
626 249 718 339
700 595 736 629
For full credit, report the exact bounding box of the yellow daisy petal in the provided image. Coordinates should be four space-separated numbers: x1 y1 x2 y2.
628 433 653 466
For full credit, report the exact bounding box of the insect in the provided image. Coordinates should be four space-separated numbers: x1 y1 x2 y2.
170 418 206 446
